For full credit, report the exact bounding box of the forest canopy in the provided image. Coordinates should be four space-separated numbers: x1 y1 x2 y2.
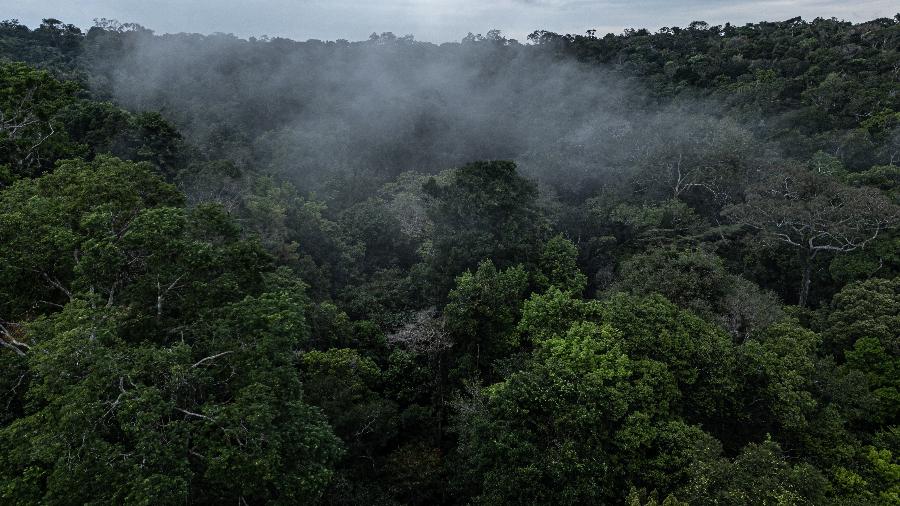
1 14 899 505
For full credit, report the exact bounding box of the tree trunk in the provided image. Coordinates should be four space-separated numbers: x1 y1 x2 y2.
798 251 814 308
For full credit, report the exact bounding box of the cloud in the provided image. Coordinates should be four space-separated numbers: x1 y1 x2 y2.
6 0 898 42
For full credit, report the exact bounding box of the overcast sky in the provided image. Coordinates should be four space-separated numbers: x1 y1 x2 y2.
9 0 900 42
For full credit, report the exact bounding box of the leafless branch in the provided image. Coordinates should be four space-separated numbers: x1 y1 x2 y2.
192 351 234 368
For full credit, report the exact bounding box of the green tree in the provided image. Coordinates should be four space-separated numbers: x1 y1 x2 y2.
454 319 721 504
423 161 549 296
0 62 79 180
443 260 529 379
301 348 399 504
534 234 587 294
681 439 829 505
823 277 900 425
615 247 782 341
0 155 183 320
0 290 342 505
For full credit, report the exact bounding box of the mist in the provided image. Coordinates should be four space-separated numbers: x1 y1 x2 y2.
85 28 758 196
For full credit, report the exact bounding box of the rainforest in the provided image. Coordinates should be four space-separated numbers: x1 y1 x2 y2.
1 13 899 505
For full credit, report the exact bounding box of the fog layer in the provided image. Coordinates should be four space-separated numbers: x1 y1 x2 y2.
90 30 749 193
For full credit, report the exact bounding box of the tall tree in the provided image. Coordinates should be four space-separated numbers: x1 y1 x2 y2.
724 166 898 306
423 161 549 296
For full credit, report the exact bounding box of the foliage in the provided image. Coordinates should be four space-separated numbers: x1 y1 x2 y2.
423 161 549 295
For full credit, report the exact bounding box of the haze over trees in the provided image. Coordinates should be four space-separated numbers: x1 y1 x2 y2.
1 14 899 505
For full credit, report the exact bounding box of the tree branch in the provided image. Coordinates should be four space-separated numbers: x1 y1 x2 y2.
191 351 234 368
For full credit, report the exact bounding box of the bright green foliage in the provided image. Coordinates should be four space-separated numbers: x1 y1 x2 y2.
517 290 739 424
454 318 721 504
735 320 869 468
534 234 587 294
188 291 343 503
597 294 739 425
833 444 900 505
517 286 604 345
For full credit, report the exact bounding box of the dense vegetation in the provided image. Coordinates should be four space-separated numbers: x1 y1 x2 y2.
1 15 899 505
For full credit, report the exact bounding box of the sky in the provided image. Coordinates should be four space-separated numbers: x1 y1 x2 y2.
8 0 900 43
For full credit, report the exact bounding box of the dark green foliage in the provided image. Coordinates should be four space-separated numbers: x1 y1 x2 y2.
615 247 782 340
0 156 183 319
822 277 900 426
0 61 80 179
0 61 187 182
0 157 341 504
530 17 900 168
0 19 84 78
443 260 529 379
423 161 549 295
724 164 899 306
681 439 830 505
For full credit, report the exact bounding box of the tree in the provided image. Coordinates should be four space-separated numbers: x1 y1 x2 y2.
443 260 529 379
0 62 78 180
534 234 587 295
724 166 898 306
0 290 342 505
681 439 829 505
0 155 183 320
0 155 344 503
453 318 722 504
596 294 739 427
822 277 900 425
423 161 549 296
629 114 761 208
614 247 782 341
0 63 188 184
516 289 740 423
300 348 398 503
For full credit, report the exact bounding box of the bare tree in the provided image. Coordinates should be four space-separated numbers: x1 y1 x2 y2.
724 167 898 307
386 308 452 356
631 114 763 205
0 320 29 357
387 308 454 427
